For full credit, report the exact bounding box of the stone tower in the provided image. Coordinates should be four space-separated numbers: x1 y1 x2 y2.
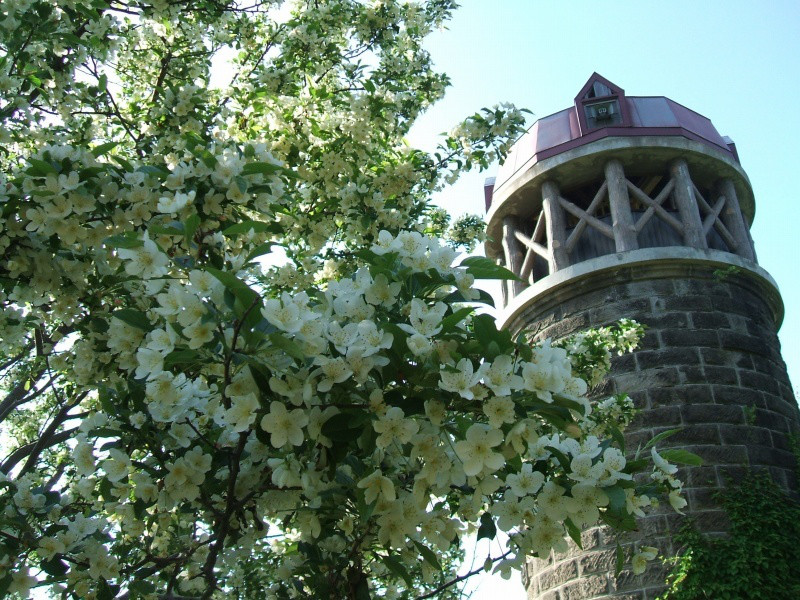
484 74 800 599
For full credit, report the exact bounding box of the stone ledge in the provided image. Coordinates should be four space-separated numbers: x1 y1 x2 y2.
500 247 784 333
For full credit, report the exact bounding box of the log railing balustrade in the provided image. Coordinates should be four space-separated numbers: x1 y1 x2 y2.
497 158 756 306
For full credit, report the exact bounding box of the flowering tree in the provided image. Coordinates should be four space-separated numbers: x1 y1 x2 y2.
0 1 693 598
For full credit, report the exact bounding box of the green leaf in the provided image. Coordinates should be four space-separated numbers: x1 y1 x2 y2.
551 394 588 416
268 333 305 361
40 557 68 576
321 411 368 442
412 540 442 571
164 349 202 368
27 158 58 175
545 445 572 471
184 213 201 243
603 485 627 515
104 233 143 249
615 541 624 576
111 155 134 172
605 422 625 452
643 428 682 450
205 267 259 307
246 242 276 262
222 221 280 236
659 449 704 466
91 141 118 157
241 161 284 176
128 579 156 598
442 287 495 307
477 512 497 541
380 554 413 587
112 309 151 331
459 256 520 281
472 313 500 348
439 306 474 333
564 518 583 550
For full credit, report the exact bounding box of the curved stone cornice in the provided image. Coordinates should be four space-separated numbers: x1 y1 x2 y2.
499 247 784 334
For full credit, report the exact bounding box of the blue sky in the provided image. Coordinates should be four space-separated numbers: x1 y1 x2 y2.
407 1 800 596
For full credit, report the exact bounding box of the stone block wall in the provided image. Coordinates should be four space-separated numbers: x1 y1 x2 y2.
512 264 800 599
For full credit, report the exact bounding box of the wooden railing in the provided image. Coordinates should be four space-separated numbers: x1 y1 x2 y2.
497 158 755 306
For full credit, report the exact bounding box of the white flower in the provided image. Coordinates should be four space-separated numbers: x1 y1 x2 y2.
407 333 432 356
364 273 402 307
482 355 523 396
225 393 260 432
183 319 215 349
101 449 131 482
373 407 419 449
261 401 308 448
38 536 66 561
262 293 303 333
156 190 194 213
483 396 516 428
669 489 687 514
135 347 164 380
72 437 95 477
651 447 679 475
632 546 658 574
454 424 505 476
439 358 482 400
537 481 577 521
117 233 169 280
505 463 544 498
357 469 396 505
314 356 353 392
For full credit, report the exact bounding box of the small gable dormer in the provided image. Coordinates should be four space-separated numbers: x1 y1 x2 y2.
575 73 630 135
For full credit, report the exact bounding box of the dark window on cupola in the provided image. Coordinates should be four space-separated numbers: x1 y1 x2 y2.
584 99 623 128
575 73 630 134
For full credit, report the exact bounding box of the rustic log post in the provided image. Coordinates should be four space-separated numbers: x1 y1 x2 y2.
716 178 755 261
502 216 526 297
541 180 569 272
670 158 707 249
496 257 509 308
604 159 639 252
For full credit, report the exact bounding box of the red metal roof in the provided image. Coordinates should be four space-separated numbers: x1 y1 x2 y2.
492 77 738 201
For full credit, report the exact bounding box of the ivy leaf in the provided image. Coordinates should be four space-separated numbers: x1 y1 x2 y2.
459 256 520 281
477 512 497 541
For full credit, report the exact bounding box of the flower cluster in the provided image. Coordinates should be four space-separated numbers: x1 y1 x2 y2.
0 2 689 598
